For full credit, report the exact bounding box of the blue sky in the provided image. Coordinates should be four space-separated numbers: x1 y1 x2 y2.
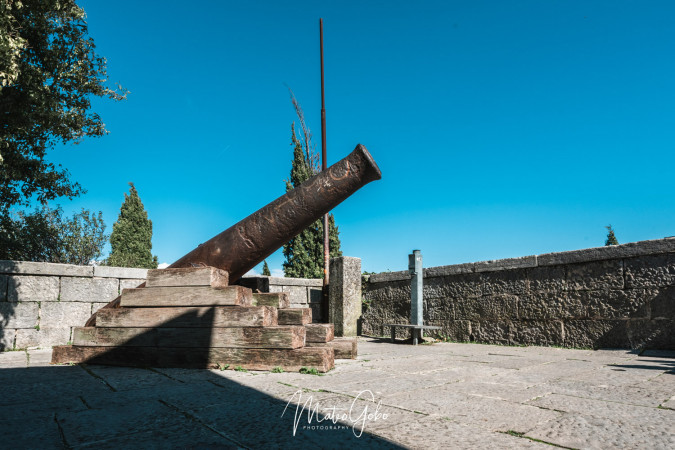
52 0 674 275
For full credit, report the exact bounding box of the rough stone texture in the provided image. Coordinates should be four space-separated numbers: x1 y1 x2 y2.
119 279 145 291
93 266 148 279
426 320 471 342
454 294 518 321
0 275 7 301
563 320 629 349
538 237 675 266
511 320 564 346
519 291 585 320
328 256 362 337
567 259 624 290
0 260 93 277
0 328 15 350
475 255 537 272
0 302 38 328
60 277 119 303
15 326 71 348
473 321 512 345
527 265 566 292
282 286 309 305
626 319 675 350
8 275 59 302
40 302 92 329
625 253 675 288
581 289 653 319
424 263 474 277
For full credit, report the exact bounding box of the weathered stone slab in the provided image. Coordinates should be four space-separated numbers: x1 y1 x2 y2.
73 325 305 349
119 279 145 291
0 328 15 350
563 320 628 349
120 286 252 307
40 301 92 329
268 276 322 287
93 265 148 279
425 297 455 321
7 276 59 302
475 255 537 273
424 263 475 277
0 302 38 328
527 265 566 292
15 326 70 348
426 320 472 342
511 320 564 346
96 306 277 328
455 294 518 320
0 260 93 277
472 320 512 345
52 345 334 372
277 308 312 325
650 285 675 319
626 319 675 349
251 292 290 308
480 269 529 296
60 277 119 302
518 291 585 320
282 286 308 305
581 289 652 319
625 253 675 288
368 270 410 283
566 260 624 290
305 323 334 343
306 338 357 359
328 256 361 337
146 267 229 288
537 238 675 266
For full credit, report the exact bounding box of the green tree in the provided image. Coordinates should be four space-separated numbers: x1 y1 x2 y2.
107 183 158 269
0 0 126 213
262 260 271 276
282 123 341 278
605 225 619 246
0 205 107 264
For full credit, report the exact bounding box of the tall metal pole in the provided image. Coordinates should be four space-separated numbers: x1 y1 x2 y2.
320 18 330 321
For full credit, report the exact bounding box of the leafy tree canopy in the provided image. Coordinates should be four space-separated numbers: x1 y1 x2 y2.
0 0 126 212
107 183 158 269
262 260 271 276
605 224 619 246
0 205 107 264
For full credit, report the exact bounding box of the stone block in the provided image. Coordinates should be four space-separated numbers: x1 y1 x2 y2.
626 319 675 350
0 302 38 328
424 263 475 277
426 320 471 342
91 303 109 315
527 266 566 292
474 255 537 273
0 260 93 277
480 269 529 296
328 256 362 337
15 327 67 348
282 286 308 305
7 276 59 302
624 254 675 288
269 276 322 287
0 275 6 301
519 291 585 320
566 260 624 291
40 301 92 329
581 289 652 320
427 273 482 299
93 265 148 279
472 320 512 345
120 279 145 291
60 277 119 302
650 286 675 319
0 328 15 350
369 270 410 283
424 297 454 321
268 284 283 293
537 238 675 266
454 294 518 320
511 320 564 346
563 320 629 349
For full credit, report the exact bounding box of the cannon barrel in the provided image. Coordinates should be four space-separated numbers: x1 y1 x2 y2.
170 143 381 280
84 144 380 326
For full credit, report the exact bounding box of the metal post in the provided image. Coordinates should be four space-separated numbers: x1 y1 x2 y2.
408 250 423 345
320 18 330 321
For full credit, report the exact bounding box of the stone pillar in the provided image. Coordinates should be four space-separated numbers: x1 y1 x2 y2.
328 256 362 337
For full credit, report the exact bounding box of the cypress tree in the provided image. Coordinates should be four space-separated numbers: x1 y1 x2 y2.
605 225 619 246
282 124 341 278
262 260 271 276
108 183 158 268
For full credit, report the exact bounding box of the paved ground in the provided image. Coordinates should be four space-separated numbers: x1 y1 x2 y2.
0 338 674 449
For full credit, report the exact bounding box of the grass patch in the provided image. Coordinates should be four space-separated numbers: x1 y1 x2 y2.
234 365 248 372
299 367 323 376
271 366 284 373
217 363 230 371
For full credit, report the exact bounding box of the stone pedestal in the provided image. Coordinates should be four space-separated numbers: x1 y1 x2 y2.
329 256 362 337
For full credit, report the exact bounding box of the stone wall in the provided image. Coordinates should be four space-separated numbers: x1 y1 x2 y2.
362 238 675 349
238 276 323 322
0 261 147 350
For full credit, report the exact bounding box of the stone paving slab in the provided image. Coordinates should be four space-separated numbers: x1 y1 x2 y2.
0 338 673 448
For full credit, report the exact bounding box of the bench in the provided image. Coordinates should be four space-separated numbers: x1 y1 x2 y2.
384 323 442 345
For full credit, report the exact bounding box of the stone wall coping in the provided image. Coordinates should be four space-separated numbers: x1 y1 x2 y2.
240 275 323 287
367 237 675 283
0 260 149 279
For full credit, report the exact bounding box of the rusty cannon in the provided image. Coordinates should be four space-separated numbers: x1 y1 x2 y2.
85 144 381 326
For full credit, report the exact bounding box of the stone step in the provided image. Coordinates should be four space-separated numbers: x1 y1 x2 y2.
277 308 312 325
146 267 229 288
251 292 290 309
96 306 277 328
51 345 334 372
72 325 305 349
306 337 357 359
119 286 252 307
305 323 334 343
